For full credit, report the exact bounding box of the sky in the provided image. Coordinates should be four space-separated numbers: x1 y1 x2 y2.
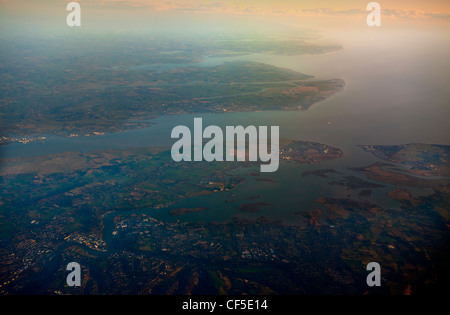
2 0 449 19
95 0 450 17
0 0 449 35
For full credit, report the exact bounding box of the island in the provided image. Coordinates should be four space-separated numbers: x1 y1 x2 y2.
169 207 208 217
280 139 343 164
359 143 449 177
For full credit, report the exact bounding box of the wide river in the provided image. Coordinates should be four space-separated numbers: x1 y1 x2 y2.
2 27 449 224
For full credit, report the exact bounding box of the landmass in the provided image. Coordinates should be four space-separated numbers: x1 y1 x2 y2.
0 142 449 295
2 20 449 296
350 162 450 193
169 207 208 217
1 32 344 143
0 138 343 239
280 139 343 164
359 144 450 177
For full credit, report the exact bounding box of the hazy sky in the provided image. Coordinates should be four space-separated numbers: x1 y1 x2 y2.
1 0 448 34
2 0 449 17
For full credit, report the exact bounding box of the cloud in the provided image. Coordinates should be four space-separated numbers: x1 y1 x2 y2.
383 8 450 20
300 8 364 17
99 1 448 21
